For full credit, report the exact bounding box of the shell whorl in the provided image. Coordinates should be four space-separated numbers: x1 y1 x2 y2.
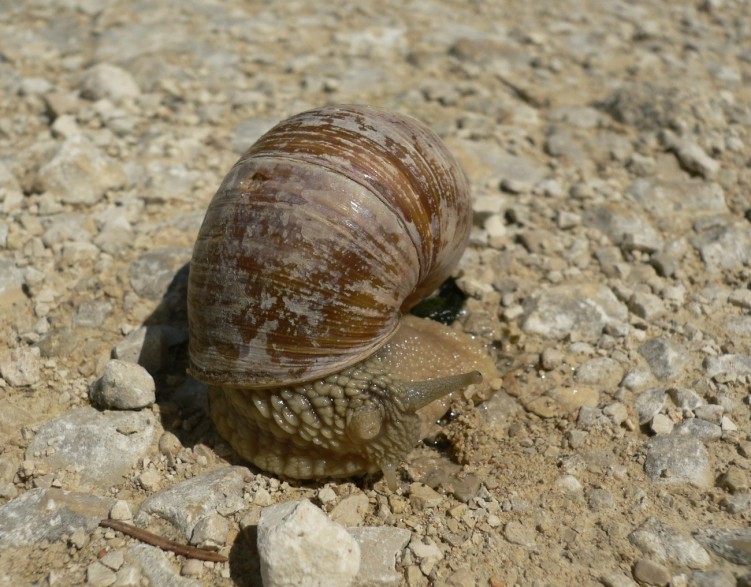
187 104 472 388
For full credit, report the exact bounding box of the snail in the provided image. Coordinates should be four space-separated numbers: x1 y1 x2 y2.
187 105 499 489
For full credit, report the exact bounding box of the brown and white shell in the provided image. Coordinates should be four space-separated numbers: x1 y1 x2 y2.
187 104 472 388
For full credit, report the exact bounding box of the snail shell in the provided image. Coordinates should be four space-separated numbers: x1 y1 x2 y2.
187 105 498 488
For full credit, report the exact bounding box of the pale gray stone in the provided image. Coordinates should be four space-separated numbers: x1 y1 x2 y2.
674 419 722 442
258 500 360 587
721 493 751 515
41 213 94 247
329 493 369 527
409 536 443 575
633 388 666 425
348 526 411 587
94 215 134 255
503 520 536 547
451 139 546 191
688 570 736 587
0 488 114 548
728 288 751 310
190 513 230 550
87 561 117 587
109 500 132 521
80 63 141 101
575 357 624 388
628 292 665 320
694 404 723 424
123 544 201 587
644 435 711 487
587 488 615 512
136 466 250 540
693 527 751 566
692 223 751 272
650 414 674 435
26 408 155 489
704 353 751 380
0 346 41 387
90 359 155 410
74 299 113 328
638 337 687 380
631 559 670 587
0 258 26 303
667 388 704 412
521 284 628 342
0 220 8 248
628 517 711 569
601 573 638 587
583 204 663 253
36 135 126 206
100 549 124 571
662 132 720 179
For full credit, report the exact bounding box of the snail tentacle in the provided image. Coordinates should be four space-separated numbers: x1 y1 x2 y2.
402 370 483 412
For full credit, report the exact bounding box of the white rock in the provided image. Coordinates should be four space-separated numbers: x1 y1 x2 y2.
0 346 41 387
80 63 140 101
190 514 230 550
483 213 507 238
36 135 126 206
136 467 249 540
110 499 133 521
26 408 155 490
650 414 674 435
258 500 360 587
557 475 583 492
409 537 444 575
348 527 410 587
721 416 738 431
90 359 155 410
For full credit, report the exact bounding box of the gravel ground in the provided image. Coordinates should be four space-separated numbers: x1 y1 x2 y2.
1 1 751 586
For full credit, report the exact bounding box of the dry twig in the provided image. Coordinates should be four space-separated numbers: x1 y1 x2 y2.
99 518 229 563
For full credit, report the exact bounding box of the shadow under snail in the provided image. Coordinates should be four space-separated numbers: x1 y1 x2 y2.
187 104 499 489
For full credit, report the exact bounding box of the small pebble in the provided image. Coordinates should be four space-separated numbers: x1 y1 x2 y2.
181 558 204 577
717 466 749 494
638 337 687 381
644 435 711 486
503 520 536 547
190 514 230 550
632 559 670 586
634 388 666 425
317 486 337 505
89 359 155 410
109 500 132 521
138 470 162 492
540 348 564 370
650 414 674 435
99 549 124 571
86 561 117 587
329 493 369 526
409 483 444 511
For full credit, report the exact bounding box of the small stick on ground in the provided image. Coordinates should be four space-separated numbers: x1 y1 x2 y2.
99 518 229 563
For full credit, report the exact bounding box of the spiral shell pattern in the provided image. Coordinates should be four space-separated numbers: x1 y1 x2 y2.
187 105 472 387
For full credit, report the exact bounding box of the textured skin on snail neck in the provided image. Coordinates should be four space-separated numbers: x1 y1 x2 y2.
209 357 423 486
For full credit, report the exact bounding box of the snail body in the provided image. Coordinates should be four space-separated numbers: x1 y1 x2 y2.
187 105 498 488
